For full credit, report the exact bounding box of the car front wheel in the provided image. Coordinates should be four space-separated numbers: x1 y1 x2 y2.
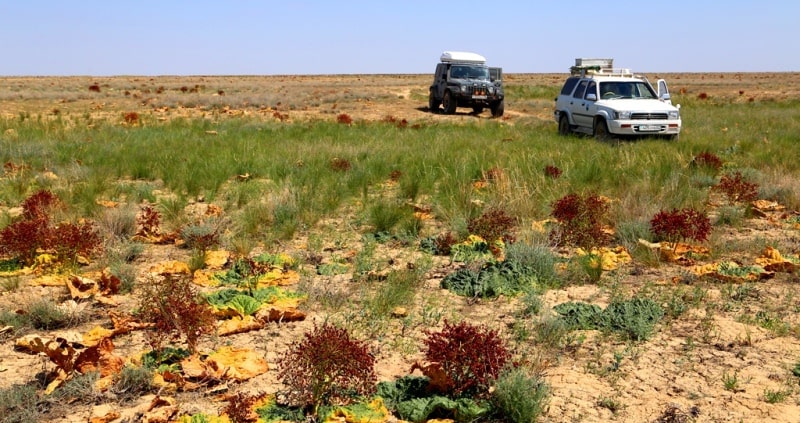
558 114 571 136
443 91 457 114
490 99 504 117
594 118 611 141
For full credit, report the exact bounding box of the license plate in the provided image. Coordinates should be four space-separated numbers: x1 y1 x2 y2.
472 95 487 100
638 125 661 132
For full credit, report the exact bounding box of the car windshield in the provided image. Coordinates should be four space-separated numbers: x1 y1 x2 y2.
598 81 656 99
451 65 489 80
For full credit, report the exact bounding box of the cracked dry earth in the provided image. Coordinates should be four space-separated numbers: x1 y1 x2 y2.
1 73 800 423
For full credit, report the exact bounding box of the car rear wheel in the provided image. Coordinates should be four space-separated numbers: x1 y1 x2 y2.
593 118 611 141
428 90 440 113
443 91 457 114
558 114 571 136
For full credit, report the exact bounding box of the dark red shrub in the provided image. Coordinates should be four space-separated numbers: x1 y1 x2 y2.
47 221 102 264
550 192 611 248
336 113 353 125
544 165 563 179
422 320 510 398
698 92 708 100
123 112 140 125
0 218 49 265
434 231 458 256
714 171 759 203
467 209 517 244
650 208 711 245
692 151 723 171
329 157 351 172
21 189 62 220
88 84 101 92
277 323 376 412
135 273 216 353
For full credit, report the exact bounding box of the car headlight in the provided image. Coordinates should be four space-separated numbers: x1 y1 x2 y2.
668 110 680 119
461 86 469 93
488 87 494 94
615 110 632 120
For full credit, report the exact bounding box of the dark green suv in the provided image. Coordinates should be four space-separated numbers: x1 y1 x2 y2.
429 51 504 117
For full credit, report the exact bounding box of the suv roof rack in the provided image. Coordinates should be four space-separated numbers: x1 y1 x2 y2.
440 51 486 64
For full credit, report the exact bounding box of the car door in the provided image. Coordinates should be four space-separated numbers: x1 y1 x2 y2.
569 79 594 129
657 79 672 104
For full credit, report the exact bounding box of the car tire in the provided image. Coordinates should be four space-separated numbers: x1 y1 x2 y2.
558 114 571 136
490 99 504 117
443 91 457 114
429 90 441 113
593 118 611 141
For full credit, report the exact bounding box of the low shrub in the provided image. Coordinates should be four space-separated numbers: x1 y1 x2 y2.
549 192 611 249
277 323 376 414
650 208 711 245
467 209 517 244
422 320 510 398
135 274 216 353
714 171 759 204
492 367 549 423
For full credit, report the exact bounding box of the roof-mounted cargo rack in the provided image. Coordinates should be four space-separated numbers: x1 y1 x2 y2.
440 51 487 64
570 58 641 78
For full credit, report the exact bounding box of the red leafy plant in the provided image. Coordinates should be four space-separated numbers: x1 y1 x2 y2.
714 171 759 204
329 157 352 172
336 113 353 125
434 231 459 256
135 273 216 353
136 205 161 237
650 208 711 248
419 320 510 399
277 323 376 414
544 165 563 179
467 209 517 244
691 151 723 171
550 192 611 249
0 190 101 266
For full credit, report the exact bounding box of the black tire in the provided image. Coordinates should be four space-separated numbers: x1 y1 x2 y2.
428 90 440 113
443 91 457 114
593 118 611 141
472 106 484 114
558 114 571 136
490 99 504 117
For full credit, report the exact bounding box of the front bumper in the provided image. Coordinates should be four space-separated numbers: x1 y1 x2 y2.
607 119 681 135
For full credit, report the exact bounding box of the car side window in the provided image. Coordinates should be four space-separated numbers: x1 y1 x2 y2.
585 81 597 100
572 80 588 99
560 77 580 95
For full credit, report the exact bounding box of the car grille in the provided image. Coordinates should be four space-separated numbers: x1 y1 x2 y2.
468 84 489 96
631 112 668 120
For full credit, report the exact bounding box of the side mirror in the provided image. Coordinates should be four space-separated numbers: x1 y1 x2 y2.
585 93 597 101
661 93 671 101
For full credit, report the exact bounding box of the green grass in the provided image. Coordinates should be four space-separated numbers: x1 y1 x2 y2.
2 96 800 245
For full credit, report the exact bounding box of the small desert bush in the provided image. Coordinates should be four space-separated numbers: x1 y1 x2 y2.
277 323 376 414
0 384 41 423
492 367 549 423
112 364 154 402
135 274 216 353
24 298 72 330
554 297 664 341
422 320 510 398
549 192 611 249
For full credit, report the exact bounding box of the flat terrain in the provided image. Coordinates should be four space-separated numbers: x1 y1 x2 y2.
1 72 800 423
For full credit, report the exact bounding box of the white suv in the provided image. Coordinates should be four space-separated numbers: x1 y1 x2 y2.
554 59 681 140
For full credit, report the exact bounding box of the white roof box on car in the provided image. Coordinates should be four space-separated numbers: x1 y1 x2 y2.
440 51 486 64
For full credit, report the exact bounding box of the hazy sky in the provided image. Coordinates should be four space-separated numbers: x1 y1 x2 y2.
1 1 797 76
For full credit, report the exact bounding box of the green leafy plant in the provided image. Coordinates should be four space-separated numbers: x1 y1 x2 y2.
550 192 611 249
422 320 510 398
277 323 376 415
440 259 534 299
135 273 216 353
